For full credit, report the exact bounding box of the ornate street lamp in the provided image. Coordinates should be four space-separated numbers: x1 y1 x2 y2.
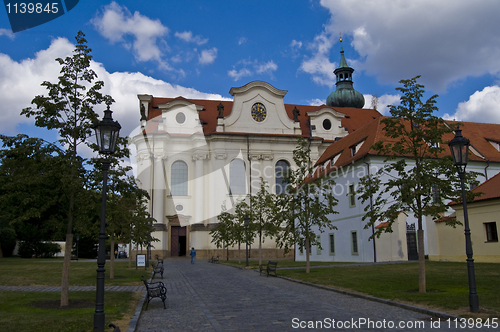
146 214 152 268
448 125 479 313
244 214 249 267
93 106 121 332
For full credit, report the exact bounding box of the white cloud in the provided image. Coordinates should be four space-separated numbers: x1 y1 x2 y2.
443 86 500 124
256 61 278 76
363 94 401 115
299 33 336 88
307 0 500 92
0 29 15 39
175 31 208 45
198 48 218 65
0 37 230 147
92 1 169 66
228 68 252 81
228 59 278 81
291 40 303 49
0 37 73 135
307 98 324 106
238 37 247 45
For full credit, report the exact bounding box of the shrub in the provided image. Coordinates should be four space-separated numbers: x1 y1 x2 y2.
0 227 17 257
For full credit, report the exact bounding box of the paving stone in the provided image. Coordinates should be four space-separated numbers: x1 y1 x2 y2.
134 260 497 332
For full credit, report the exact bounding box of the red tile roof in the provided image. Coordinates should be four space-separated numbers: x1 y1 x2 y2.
375 222 390 229
142 96 381 139
472 171 500 202
434 216 457 223
450 171 500 205
307 117 500 182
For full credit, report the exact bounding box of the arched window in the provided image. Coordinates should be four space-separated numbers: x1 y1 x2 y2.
275 160 290 194
229 159 246 195
171 161 188 196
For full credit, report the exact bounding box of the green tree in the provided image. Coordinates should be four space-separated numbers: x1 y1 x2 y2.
212 200 249 262
273 137 338 273
21 31 113 306
0 134 69 256
357 76 479 293
249 178 279 266
211 203 234 260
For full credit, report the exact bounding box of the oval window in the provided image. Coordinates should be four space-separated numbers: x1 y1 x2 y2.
176 112 186 124
323 119 332 130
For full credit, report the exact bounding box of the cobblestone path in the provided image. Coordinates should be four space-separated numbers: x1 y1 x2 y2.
135 259 492 332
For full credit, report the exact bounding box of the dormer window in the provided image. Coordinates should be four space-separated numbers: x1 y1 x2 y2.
330 153 341 167
323 119 332 131
176 112 186 124
488 140 500 152
350 139 366 157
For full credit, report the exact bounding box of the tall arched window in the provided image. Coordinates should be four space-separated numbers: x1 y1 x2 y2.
229 159 246 195
171 161 188 196
275 160 290 194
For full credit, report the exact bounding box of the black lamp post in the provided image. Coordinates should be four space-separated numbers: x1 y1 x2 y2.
93 106 121 332
448 125 479 313
146 214 152 267
244 215 249 267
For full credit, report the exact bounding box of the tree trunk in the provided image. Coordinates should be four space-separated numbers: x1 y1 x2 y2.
60 233 73 307
128 240 132 268
110 235 115 279
61 147 77 307
305 237 310 274
238 242 241 264
417 228 426 293
258 233 262 266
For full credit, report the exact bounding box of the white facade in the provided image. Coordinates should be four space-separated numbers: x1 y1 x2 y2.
298 154 500 263
131 81 357 259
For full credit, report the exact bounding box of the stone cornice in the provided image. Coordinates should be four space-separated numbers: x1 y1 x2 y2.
229 81 287 98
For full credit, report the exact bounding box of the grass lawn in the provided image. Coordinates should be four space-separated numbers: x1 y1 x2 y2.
0 291 141 332
220 259 350 269
0 257 150 286
278 261 500 319
0 257 148 331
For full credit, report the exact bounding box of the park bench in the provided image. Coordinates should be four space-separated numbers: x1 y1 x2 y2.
109 323 121 331
151 262 164 279
259 261 278 277
208 256 219 263
141 276 167 310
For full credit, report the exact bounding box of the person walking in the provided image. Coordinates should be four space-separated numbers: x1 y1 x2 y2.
190 247 196 264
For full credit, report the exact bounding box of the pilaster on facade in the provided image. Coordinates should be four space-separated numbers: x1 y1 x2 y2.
192 153 209 161
213 153 228 160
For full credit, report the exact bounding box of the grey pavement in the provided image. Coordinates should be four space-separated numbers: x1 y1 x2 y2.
134 259 494 332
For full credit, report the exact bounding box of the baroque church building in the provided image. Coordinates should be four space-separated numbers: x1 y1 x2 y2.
132 39 500 262
131 41 379 259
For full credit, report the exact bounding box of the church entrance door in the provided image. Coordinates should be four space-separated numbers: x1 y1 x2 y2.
171 226 187 257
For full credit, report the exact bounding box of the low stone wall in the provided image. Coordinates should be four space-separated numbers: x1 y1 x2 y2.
131 248 293 260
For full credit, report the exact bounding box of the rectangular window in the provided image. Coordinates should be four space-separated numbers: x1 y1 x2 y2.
348 184 356 207
329 233 335 255
351 231 358 255
485 222 498 242
316 235 322 255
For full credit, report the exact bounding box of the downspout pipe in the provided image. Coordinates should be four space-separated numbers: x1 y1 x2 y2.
363 155 376 263
484 160 490 181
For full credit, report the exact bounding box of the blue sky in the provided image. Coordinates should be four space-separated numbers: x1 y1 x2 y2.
1 0 500 153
